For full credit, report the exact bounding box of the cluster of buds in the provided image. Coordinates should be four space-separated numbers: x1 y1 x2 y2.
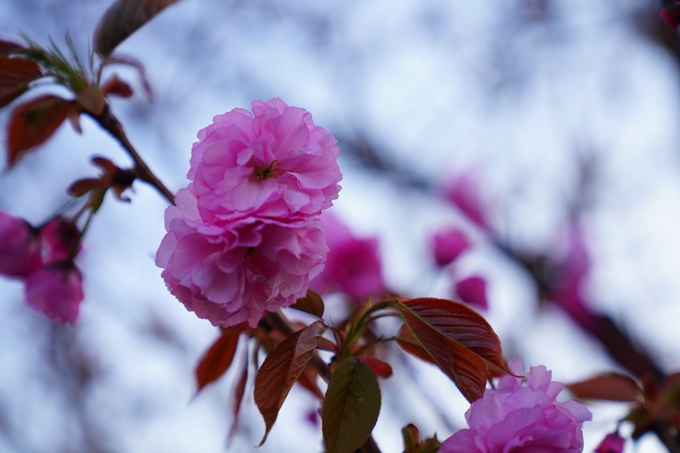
0 211 83 323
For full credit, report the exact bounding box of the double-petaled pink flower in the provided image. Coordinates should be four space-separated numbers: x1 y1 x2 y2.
189 98 341 222
157 99 342 327
440 359 591 453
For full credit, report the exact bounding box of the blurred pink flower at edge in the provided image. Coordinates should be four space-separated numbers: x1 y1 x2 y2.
309 212 384 301
440 358 592 453
0 211 42 278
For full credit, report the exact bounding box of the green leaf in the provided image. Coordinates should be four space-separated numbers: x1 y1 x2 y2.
94 0 180 58
290 289 325 318
6 95 72 167
254 321 326 445
0 57 44 108
322 357 381 453
194 328 241 393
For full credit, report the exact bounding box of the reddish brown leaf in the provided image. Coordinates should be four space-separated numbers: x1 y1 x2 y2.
102 74 133 98
0 58 43 108
396 324 437 365
195 330 241 393
567 373 641 402
68 178 108 197
0 40 23 55
254 321 326 445
402 298 509 374
396 303 489 402
227 352 250 444
358 356 393 378
291 289 325 318
7 95 71 166
94 0 180 57
296 363 324 399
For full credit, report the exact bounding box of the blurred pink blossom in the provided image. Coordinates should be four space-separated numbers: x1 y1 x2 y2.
25 262 84 324
189 98 342 222
444 174 487 227
309 213 384 301
594 431 624 453
440 358 591 453
156 189 327 327
0 211 42 278
432 227 469 267
454 276 487 309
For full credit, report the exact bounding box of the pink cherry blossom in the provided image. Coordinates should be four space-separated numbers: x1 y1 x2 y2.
432 227 469 267
309 212 384 301
440 358 592 453
594 431 624 453
0 211 42 278
455 276 487 309
25 262 84 324
156 189 327 327
189 98 342 222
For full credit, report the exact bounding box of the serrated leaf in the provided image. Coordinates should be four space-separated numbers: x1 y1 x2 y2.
6 95 71 166
402 298 508 374
291 289 325 318
322 357 381 453
396 302 488 402
94 0 180 58
567 373 641 402
0 57 43 108
396 324 438 365
254 321 326 445
195 329 241 393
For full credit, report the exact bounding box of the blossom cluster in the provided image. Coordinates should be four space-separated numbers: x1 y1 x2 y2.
156 99 342 327
0 212 83 323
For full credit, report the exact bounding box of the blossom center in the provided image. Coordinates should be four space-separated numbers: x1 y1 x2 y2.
253 161 280 181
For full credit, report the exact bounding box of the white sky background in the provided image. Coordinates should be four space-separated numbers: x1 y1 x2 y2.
0 0 679 452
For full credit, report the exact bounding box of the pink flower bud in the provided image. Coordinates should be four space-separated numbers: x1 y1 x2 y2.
454 276 488 309
25 263 84 324
310 213 384 301
595 431 625 453
432 228 469 267
40 216 81 263
0 211 42 278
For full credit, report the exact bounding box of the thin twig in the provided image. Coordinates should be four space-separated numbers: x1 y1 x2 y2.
89 104 175 204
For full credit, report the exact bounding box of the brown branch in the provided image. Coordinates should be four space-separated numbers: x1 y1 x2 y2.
89 104 175 204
